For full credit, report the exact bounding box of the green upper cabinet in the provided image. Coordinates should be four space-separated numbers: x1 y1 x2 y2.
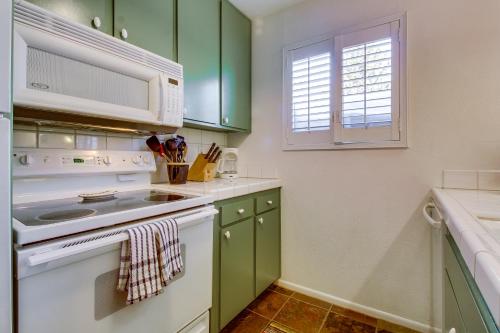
26 0 113 35
221 0 251 131
113 0 175 59
178 0 220 125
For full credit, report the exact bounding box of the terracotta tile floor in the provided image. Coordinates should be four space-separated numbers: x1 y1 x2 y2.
221 284 421 333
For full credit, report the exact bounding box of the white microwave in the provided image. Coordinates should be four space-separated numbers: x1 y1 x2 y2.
13 0 184 128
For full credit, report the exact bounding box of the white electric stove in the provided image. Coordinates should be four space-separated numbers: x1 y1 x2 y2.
12 148 216 333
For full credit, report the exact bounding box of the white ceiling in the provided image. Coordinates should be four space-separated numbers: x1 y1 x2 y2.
229 0 307 19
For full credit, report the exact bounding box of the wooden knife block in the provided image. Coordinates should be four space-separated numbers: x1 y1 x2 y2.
187 154 217 182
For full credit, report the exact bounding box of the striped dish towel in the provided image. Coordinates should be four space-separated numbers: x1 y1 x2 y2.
117 219 183 305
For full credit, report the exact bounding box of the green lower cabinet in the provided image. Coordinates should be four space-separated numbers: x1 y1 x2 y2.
255 209 281 295
26 0 113 35
444 270 467 333
212 188 281 332
444 232 499 333
113 0 175 59
220 218 255 328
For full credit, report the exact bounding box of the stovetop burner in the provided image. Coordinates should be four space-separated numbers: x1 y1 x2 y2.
13 189 194 227
37 209 97 222
144 193 185 202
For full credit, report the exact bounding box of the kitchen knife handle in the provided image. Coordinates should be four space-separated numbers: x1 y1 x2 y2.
206 143 216 159
210 150 222 163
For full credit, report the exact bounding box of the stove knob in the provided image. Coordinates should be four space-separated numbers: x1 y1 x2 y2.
19 154 34 166
132 155 142 165
103 156 112 165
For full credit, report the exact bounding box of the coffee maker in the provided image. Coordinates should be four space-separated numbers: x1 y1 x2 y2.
217 148 239 179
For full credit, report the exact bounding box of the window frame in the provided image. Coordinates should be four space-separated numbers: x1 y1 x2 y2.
282 13 407 151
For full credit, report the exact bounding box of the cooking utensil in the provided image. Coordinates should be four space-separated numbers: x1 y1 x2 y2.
178 142 187 163
165 138 178 151
146 136 165 157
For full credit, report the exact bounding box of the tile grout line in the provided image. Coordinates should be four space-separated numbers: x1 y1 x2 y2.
265 291 295 332
290 293 332 312
316 303 333 333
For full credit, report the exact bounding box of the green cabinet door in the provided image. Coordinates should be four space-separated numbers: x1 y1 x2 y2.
255 209 281 295
114 0 175 59
444 271 467 333
178 0 220 125
221 0 251 131
27 0 113 35
220 218 255 329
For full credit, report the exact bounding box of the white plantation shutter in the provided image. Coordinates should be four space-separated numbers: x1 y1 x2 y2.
282 15 406 150
334 20 401 144
292 52 331 132
285 39 333 146
341 38 392 128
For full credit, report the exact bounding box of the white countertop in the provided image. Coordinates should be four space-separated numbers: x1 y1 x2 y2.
153 177 282 201
432 188 500 325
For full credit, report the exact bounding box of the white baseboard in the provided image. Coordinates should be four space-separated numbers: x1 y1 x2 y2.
276 279 441 333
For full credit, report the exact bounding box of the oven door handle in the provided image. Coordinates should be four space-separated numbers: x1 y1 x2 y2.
27 208 219 267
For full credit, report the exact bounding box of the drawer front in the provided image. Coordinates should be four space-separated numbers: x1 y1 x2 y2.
444 235 489 333
256 190 279 214
221 198 254 226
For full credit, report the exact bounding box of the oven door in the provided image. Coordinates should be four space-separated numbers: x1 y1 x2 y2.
13 18 183 128
15 208 215 333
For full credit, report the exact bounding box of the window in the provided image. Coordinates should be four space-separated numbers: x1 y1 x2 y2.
283 15 406 150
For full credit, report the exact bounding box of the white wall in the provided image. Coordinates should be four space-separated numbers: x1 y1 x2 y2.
230 0 500 329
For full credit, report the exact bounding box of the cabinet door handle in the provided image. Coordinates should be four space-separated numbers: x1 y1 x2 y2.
224 231 231 239
237 208 245 214
120 28 128 40
223 116 229 125
92 16 102 29
266 200 273 205
258 217 264 224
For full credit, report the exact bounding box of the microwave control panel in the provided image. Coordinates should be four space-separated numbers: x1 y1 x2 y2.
162 76 184 127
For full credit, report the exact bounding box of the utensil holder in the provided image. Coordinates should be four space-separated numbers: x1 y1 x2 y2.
187 154 217 182
167 163 189 184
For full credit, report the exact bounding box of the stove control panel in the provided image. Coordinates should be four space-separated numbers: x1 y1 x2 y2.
12 149 156 177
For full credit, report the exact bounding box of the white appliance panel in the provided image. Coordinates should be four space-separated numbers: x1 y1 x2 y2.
0 118 12 333
0 0 11 114
17 211 214 333
0 1 12 332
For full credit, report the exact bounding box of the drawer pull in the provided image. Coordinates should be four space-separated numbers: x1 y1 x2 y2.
258 217 264 224
448 329 456 333
266 200 273 205
237 208 245 214
224 231 231 239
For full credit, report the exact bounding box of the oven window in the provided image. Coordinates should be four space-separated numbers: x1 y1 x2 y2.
26 47 149 110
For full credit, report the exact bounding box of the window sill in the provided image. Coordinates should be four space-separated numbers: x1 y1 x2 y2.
282 140 408 151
